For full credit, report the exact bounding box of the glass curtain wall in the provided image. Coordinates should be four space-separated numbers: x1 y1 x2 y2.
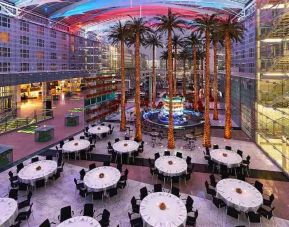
256 0 289 176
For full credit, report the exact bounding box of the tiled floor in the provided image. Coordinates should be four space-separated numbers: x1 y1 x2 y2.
1 161 288 227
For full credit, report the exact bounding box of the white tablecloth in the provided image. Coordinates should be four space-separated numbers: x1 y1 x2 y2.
18 160 57 185
155 156 187 177
88 126 110 135
216 178 263 212
210 149 242 168
84 166 121 192
140 192 187 227
57 216 101 227
0 198 18 227
62 139 90 153
112 140 139 154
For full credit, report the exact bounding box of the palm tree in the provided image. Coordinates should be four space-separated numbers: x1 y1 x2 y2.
211 21 223 120
126 17 152 142
108 21 128 131
154 9 186 149
172 34 183 95
195 14 218 148
144 33 163 108
184 32 200 111
160 50 168 69
179 48 191 97
219 15 244 139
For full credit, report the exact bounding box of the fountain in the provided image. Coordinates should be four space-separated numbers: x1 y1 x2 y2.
142 96 204 137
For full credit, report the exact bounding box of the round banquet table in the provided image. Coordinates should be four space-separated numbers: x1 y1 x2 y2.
18 160 57 186
210 149 242 168
0 198 18 227
57 216 101 227
216 178 263 212
140 192 187 227
62 139 90 154
155 156 187 177
112 140 139 155
88 126 110 135
83 166 121 192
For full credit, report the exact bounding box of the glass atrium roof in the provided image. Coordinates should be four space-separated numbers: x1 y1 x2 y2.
7 0 251 26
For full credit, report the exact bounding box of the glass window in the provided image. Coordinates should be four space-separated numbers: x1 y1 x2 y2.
50 30 56 38
20 36 29 45
37 63 44 71
50 53 57 59
36 51 44 59
37 26 44 35
0 62 10 72
62 33 67 40
0 32 10 43
50 42 56 49
62 64 68 70
36 39 44 47
0 16 10 28
20 63 29 71
20 21 29 32
20 49 29 58
0 47 10 57
62 54 67 60
50 63 57 70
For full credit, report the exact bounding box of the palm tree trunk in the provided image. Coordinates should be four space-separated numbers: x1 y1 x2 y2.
167 28 175 149
182 59 186 97
213 40 219 120
203 29 211 148
152 45 156 108
193 47 198 110
120 40 126 131
174 46 177 95
135 31 142 141
224 32 232 139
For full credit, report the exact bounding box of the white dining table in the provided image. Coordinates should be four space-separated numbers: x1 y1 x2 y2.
210 149 242 168
112 140 139 154
83 166 121 192
140 192 187 227
57 216 101 227
155 156 187 177
18 160 57 186
62 139 90 154
216 178 263 212
88 126 110 136
0 198 18 227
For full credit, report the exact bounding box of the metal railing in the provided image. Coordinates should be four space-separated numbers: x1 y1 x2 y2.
0 109 53 134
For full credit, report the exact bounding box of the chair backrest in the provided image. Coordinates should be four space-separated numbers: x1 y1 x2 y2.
68 137 74 141
17 163 24 172
209 174 216 185
60 206 72 222
89 163 96 170
39 219 51 227
8 171 14 178
102 209 110 221
83 203 94 217
237 150 243 157
80 169 86 180
9 189 18 200
213 144 219 149
225 146 232 150
186 156 192 164
131 196 137 206
154 153 160 160
176 152 182 158
154 184 162 192
195 209 199 219
186 196 194 207
269 194 275 202
164 151 170 156
115 138 120 143
254 180 263 192
172 187 179 196
227 206 238 218
248 212 260 223
246 155 251 162
140 187 148 199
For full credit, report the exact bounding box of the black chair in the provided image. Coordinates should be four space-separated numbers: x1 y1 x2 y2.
59 140 64 148
115 138 120 143
89 163 96 170
154 153 160 160
263 193 274 207
107 187 118 198
17 163 24 173
81 203 95 218
30 157 39 163
205 181 216 197
164 150 170 156
131 196 140 213
226 206 240 219
9 188 18 200
18 191 32 209
39 219 56 227
98 209 110 227
212 196 226 208
186 209 198 226
213 144 219 149
209 174 218 187
140 187 148 200
258 206 275 220
242 155 251 165
79 169 86 181
237 149 243 157
220 165 230 179
35 179 46 188
58 206 74 223
80 136 85 139
171 186 180 197
186 156 192 165
46 155 53 160
246 211 261 224
154 184 162 192
9 171 18 182
185 196 194 212
92 191 104 201
176 152 183 158
254 180 263 194
117 176 127 189
15 203 33 223
128 212 143 227
68 137 74 141
225 146 232 150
